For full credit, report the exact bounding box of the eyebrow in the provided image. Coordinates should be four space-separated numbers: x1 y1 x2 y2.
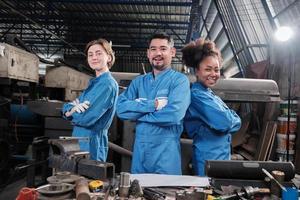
149 45 168 48
205 65 219 68
88 50 103 54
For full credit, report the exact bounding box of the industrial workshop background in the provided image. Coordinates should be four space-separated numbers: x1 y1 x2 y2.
0 0 300 199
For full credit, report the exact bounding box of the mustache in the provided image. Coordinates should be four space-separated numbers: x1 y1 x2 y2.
152 56 163 60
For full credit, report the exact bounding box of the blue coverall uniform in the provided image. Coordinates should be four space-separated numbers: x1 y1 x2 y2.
62 72 118 161
117 68 190 175
184 82 241 176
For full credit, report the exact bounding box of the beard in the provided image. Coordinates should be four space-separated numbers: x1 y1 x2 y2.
150 58 168 71
152 63 167 71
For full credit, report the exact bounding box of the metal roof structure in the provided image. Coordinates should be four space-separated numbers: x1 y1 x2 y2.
0 0 299 75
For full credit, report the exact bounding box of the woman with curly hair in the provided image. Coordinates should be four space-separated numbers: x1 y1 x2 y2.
182 38 241 176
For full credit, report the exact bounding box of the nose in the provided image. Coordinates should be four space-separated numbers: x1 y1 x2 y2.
154 49 162 56
91 54 98 59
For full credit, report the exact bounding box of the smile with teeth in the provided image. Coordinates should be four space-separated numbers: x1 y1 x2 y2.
153 57 163 61
207 76 215 80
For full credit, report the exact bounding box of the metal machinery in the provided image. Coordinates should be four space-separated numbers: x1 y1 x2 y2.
0 43 40 186
44 66 92 101
48 138 115 181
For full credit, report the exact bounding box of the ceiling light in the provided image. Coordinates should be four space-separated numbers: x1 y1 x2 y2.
275 26 293 42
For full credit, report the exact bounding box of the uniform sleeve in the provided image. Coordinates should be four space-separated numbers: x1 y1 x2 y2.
71 83 117 128
116 79 156 121
62 102 74 120
190 90 241 133
137 76 191 126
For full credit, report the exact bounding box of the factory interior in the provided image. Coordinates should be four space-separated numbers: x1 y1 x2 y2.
0 0 300 199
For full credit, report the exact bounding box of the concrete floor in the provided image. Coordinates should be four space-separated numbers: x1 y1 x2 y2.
0 178 26 199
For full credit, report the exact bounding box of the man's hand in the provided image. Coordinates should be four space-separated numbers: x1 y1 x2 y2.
70 98 80 106
65 100 90 117
135 98 147 102
155 97 168 110
73 101 90 113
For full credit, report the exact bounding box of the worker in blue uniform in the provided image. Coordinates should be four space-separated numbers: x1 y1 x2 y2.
62 38 118 161
117 33 190 175
182 38 241 176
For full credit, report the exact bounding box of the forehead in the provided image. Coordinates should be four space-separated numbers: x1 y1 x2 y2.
87 44 105 53
149 38 170 47
201 56 220 67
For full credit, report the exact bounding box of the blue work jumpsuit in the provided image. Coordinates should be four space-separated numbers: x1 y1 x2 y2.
184 82 241 176
117 68 190 175
62 72 118 161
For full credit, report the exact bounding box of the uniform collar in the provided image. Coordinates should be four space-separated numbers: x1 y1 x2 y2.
194 82 211 92
151 67 172 79
93 71 110 81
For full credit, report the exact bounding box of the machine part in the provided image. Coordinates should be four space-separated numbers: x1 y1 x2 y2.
45 117 73 130
108 142 132 157
185 190 196 200
194 188 206 200
38 192 73 200
89 180 103 192
262 168 286 192
205 160 295 181
78 159 115 180
176 188 208 200
36 182 74 200
217 186 260 200
45 66 92 101
272 170 285 183
211 78 280 102
175 191 185 200
48 138 82 156
118 172 130 197
48 154 77 173
26 136 50 187
270 170 285 198
0 43 39 83
129 179 143 198
48 138 115 180
143 188 166 200
27 100 64 117
47 171 82 184
104 178 119 199
76 178 91 200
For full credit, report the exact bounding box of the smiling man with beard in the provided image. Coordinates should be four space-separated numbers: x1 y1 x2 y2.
117 32 191 175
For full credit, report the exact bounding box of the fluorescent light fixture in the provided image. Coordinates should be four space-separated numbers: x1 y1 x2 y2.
275 26 293 42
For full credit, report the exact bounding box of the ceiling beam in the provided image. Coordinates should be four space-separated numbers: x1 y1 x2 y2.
47 0 193 6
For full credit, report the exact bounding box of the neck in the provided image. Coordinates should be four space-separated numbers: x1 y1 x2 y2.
153 66 170 76
95 68 109 77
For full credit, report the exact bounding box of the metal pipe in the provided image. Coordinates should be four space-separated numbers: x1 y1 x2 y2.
76 178 91 200
108 142 132 157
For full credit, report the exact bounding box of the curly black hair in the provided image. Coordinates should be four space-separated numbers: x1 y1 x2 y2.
181 38 222 69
